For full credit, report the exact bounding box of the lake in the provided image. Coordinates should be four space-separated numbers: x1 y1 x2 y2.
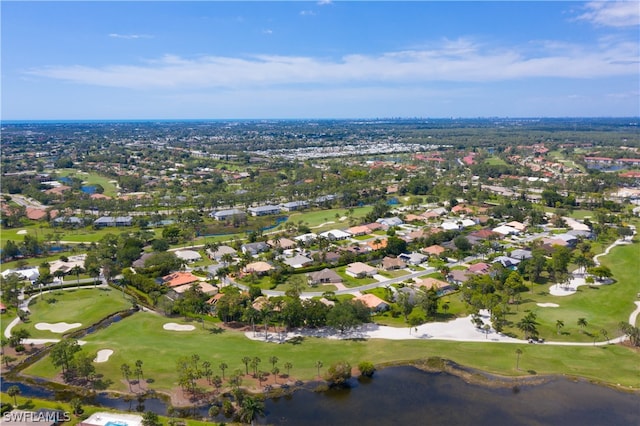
260 366 640 426
4 366 638 425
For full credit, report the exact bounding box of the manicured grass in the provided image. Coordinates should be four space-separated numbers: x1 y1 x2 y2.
500 241 639 342
484 156 507 166
334 266 378 287
283 206 373 229
19 287 132 339
23 311 640 391
377 269 410 279
57 169 119 197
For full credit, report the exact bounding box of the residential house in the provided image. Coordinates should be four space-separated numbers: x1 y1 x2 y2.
282 253 314 269
422 244 446 257
447 269 472 285
346 225 371 236
241 241 270 256
206 245 237 261
93 216 133 227
244 261 274 275
307 268 343 285
294 233 318 244
468 262 491 275
174 249 202 263
381 256 406 270
171 282 217 296
209 208 245 221
79 412 143 426
52 216 83 227
1 267 40 283
248 205 281 216
510 249 533 261
376 217 404 228
319 229 351 241
492 225 520 236
345 262 378 278
506 221 526 232
49 254 87 276
354 293 389 312
415 277 451 293
492 256 521 268
367 238 388 251
163 271 201 288
280 200 309 212
267 237 296 250
399 252 427 265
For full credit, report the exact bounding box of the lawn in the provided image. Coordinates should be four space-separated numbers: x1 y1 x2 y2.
499 241 639 342
282 206 374 229
17 287 132 339
57 169 119 197
23 310 640 391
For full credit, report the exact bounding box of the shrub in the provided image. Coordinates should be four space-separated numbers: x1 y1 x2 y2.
358 361 376 377
324 361 352 387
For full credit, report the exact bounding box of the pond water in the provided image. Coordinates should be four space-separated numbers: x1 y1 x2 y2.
259 366 640 426
4 366 638 425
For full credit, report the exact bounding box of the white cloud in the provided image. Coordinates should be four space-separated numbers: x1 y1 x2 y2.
300 10 316 16
317 0 332 5
25 37 639 90
108 33 153 39
262 29 273 35
576 1 640 27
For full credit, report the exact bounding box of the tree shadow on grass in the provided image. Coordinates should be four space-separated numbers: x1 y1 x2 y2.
285 336 305 345
208 327 225 334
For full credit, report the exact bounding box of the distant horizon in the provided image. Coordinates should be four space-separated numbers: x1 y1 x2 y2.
2 116 640 125
3 2 638 120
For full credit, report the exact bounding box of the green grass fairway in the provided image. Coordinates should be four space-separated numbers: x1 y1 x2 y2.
20 287 132 338
57 169 119 197
500 241 640 342
24 311 640 392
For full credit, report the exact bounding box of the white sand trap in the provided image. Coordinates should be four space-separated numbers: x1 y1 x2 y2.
537 303 560 308
35 322 82 333
339 216 347 221
94 349 114 363
163 322 196 331
17 230 28 235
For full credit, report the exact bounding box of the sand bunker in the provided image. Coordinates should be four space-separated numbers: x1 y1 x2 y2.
94 349 114 363
35 322 82 333
163 322 196 331
537 303 560 308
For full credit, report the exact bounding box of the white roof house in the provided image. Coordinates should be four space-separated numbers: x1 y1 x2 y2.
294 233 318 243
493 225 520 235
1 267 40 283
174 249 202 263
319 229 351 240
441 221 460 231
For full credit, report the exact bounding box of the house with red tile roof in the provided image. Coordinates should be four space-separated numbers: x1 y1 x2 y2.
162 271 201 288
354 294 389 312
468 262 491 275
422 244 446 256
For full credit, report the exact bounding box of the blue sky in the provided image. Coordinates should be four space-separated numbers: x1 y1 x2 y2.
2 1 639 120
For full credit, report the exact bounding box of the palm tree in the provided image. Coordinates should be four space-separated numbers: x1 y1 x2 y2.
135 359 144 381
284 362 293 377
7 385 20 405
272 366 280 384
241 356 251 375
515 348 523 371
556 320 564 335
315 360 323 378
70 265 83 288
517 312 539 340
269 355 279 369
121 363 132 390
218 362 228 380
577 317 588 334
238 395 265 425
252 356 261 377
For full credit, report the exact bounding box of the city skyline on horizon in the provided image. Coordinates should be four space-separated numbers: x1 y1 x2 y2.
2 1 639 120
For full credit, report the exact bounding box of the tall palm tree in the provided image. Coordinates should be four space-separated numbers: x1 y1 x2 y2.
284 362 293 377
241 356 251 375
515 348 523 371
7 385 20 405
315 360 323 378
218 362 228 380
